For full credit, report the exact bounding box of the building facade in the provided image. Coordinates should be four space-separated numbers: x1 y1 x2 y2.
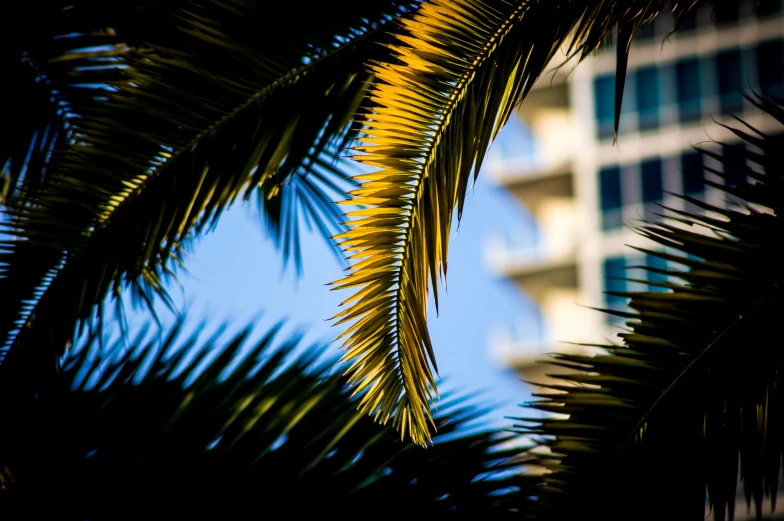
486 1 784 383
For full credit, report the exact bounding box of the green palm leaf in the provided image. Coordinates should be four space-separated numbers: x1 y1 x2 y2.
331 0 702 445
0 0 417 388
0 317 530 518
519 95 784 520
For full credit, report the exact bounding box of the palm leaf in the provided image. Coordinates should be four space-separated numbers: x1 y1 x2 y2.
0 1 149 204
518 94 784 520
0 316 530 518
331 0 703 445
0 1 417 387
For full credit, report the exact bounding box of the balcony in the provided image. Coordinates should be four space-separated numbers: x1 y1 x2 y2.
490 278 605 382
517 61 571 122
492 160 574 217
496 337 595 369
485 240 577 303
492 325 601 385
485 199 579 303
504 256 578 305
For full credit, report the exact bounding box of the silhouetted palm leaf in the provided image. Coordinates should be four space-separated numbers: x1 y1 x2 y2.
0 318 530 519
331 0 702 445
518 94 784 520
0 0 417 392
0 1 152 204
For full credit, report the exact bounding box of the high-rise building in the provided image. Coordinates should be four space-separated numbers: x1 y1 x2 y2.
485 1 784 385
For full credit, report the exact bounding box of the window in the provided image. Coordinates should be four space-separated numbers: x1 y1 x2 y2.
625 255 649 292
676 59 701 123
641 159 664 222
680 150 705 196
594 75 615 139
634 21 657 44
645 253 669 292
722 143 746 187
599 166 622 230
641 158 664 204
603 256 628 323
675 9 698 32
711 0 739 24
754 131 784 172
636 67 659 131
717 50 744 114
756 0 782 18
757 39 784 97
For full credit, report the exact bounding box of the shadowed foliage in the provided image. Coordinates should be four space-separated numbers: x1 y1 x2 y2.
0 0 417 407
517 95 784 520
0 318 531 519
1 1 153 206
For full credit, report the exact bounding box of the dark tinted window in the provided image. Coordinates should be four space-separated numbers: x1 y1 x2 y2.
600 166 622 210
722 143 746 186
756 0 782 18
636 67 659 131
641 158 664 203
595 75 615 139
681 150 705 195
757 40 784 97
676 9 698 32
600 166 623 230
635 21 657 43
676 59 702 122
712 0 739 24
717 50 744 114
645 253 669 292
603 256 628 315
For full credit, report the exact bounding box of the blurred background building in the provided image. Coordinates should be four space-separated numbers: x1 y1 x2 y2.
485 0 784 386
484 4 784 516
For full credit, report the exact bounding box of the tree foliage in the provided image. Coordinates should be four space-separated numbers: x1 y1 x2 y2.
0 318 529 519
518 95 784 520
0 0 415 403
1 0 776 475
1 0 709 445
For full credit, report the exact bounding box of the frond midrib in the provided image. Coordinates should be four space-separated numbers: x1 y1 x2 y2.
385 1 529 406
617 289 775 454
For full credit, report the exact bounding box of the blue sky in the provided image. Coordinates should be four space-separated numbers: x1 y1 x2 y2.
122 119 542 432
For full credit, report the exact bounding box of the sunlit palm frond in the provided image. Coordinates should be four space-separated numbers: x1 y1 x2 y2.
519 95 784 520
331 0 701 446
0 317 529 518
0 1 417 388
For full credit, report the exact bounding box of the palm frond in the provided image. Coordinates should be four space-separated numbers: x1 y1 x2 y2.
518 95 784 520
0 1 150 204
0 1 417 385
0 316 530 518
331 0 702 445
